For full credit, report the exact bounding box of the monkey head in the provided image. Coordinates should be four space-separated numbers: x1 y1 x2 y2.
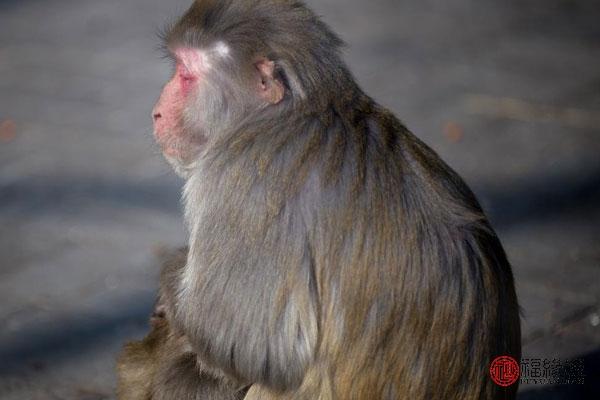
152 37 284 175
150 0 347 177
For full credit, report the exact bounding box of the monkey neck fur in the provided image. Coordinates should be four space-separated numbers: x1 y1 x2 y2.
181 73 372 215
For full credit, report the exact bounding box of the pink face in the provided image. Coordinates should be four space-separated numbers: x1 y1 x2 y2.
152 45 285 164
152 48 207 162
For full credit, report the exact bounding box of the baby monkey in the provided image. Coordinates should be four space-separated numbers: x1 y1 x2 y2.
116 248 248 400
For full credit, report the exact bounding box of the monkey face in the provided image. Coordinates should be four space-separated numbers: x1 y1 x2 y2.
152 48 209 165
152 39 286 173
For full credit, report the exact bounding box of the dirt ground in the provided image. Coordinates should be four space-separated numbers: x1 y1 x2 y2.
0 0 598 398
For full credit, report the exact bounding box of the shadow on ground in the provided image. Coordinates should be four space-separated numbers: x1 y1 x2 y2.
479 167 600 230
0 294 154 375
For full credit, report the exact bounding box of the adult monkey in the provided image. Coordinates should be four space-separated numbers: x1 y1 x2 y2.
142 0 521 398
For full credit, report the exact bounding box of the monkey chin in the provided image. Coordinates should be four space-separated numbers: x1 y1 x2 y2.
155 131 207 178
157 139 205 178
163 151 200 179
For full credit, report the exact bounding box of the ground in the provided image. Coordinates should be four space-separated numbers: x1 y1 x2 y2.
0 0 598 399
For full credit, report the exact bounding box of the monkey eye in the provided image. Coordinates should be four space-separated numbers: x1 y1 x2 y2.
176 63 196 83
178 68 196 82
179 71 196 82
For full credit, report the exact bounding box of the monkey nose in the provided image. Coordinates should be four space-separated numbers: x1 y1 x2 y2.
153 112 162 122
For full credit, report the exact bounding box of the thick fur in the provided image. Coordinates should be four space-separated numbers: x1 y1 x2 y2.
116 248 247 400
155 1 522 399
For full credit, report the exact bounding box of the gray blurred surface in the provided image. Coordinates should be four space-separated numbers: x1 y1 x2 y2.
0 0 599 398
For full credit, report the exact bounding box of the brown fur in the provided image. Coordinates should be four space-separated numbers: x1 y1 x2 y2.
126 1 522 399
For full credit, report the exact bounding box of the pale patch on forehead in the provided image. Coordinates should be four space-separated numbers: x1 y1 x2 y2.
213 41 231 58
175 42 231 73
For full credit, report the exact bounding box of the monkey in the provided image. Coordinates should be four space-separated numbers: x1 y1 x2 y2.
143 0 522 399
116 248 248 400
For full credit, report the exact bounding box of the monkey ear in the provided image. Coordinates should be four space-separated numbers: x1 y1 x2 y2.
255 58 285 105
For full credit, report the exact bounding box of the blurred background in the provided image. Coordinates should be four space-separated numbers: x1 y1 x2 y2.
0 0 598 398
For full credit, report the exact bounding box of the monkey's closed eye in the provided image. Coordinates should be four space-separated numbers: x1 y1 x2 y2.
175 62 196 84
180 73 195 82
